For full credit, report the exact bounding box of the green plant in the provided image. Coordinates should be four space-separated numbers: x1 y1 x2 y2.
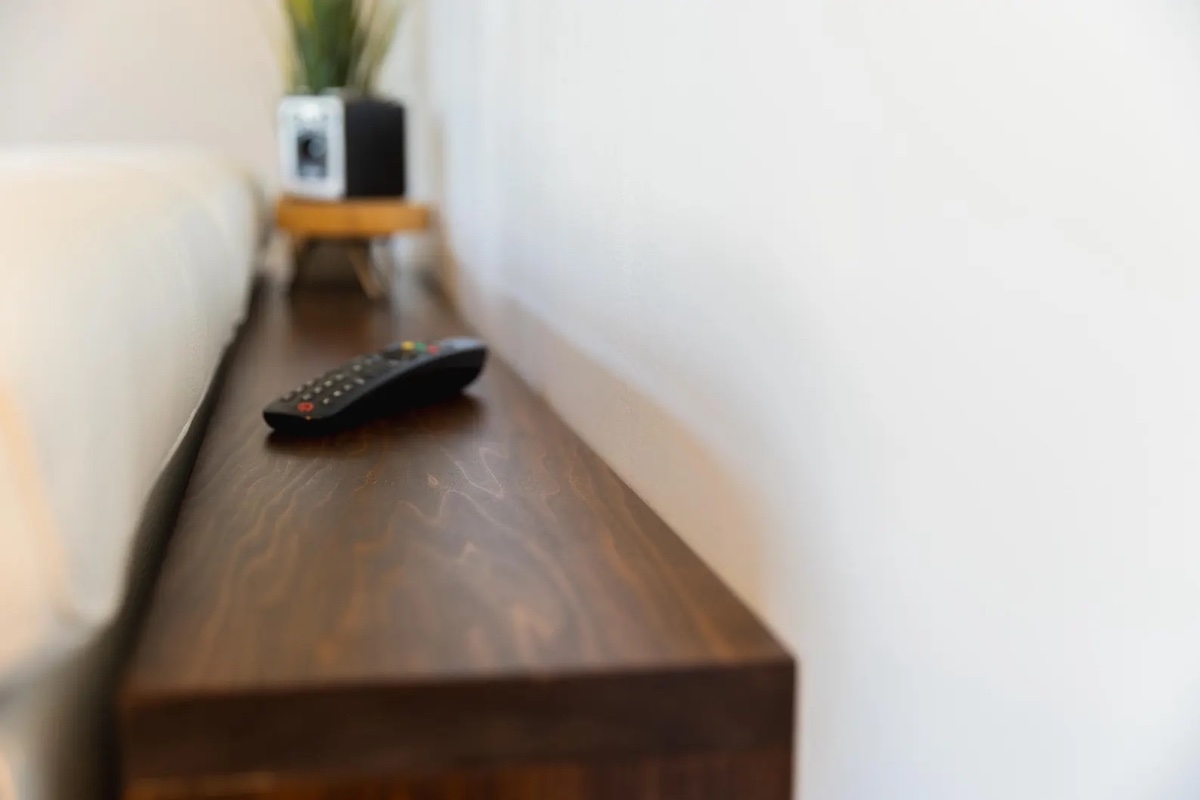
282 0 406 95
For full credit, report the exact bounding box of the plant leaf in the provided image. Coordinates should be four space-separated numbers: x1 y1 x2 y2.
280 0 405 94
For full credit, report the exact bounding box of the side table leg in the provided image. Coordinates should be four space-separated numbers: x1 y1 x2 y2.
375 236 399 293
290 236 315 290
347 239 385 300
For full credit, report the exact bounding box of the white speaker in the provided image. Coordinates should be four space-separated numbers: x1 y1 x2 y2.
278 94 407 200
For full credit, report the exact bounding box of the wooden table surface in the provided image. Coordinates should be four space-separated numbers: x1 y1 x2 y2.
120 273 794 799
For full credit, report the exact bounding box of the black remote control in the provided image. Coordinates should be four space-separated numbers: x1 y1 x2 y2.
263 337 488 435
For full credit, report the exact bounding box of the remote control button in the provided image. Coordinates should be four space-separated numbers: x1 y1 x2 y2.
313 386 324 395
343 384 353 391
354 377 366 385
301 393 313 401
352 364 362 372
427 345 439 354
297 402 314 413
333 390 342 398
322 398 332 405
324 380 334 387
385 342 416 358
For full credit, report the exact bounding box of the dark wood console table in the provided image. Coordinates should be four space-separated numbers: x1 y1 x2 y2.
119 272 794 799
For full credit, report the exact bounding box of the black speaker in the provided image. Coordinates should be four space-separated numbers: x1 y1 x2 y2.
279 94 406 199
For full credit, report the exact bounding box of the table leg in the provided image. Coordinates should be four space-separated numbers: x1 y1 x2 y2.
290 236 316 289
347 240 386 300
375 236 399 290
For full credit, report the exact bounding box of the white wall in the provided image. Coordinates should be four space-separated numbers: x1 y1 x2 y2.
0 0 429 199
0 0 282 183
427 2 1200 799
0 0 436 271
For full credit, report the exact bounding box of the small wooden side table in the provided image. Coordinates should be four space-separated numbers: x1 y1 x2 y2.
275 196 431 299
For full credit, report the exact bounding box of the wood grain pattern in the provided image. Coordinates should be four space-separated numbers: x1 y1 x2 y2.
120 272 794 797
126 748 792 800
276 197 431 237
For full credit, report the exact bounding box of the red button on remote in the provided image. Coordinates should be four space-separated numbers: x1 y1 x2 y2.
297 401 315 413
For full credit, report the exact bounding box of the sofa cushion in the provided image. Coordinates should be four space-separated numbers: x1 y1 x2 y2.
0 146 262 688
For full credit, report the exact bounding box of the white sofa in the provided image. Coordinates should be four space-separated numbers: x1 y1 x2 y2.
0 147 263 800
